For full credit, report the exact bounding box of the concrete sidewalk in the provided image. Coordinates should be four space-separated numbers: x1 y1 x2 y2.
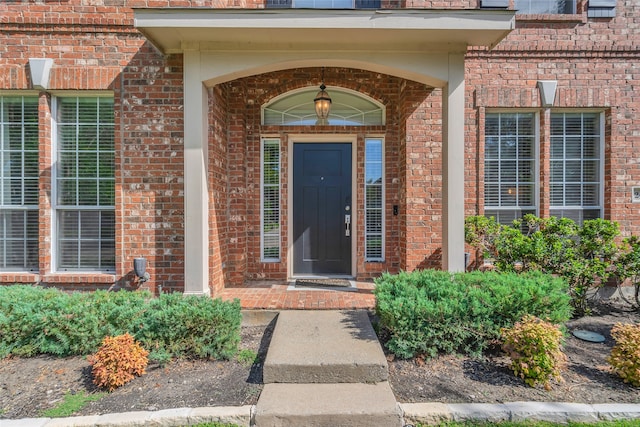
3 402 640 427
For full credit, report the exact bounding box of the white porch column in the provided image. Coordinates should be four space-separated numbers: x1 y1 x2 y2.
183 49 210 295
442 52 466 272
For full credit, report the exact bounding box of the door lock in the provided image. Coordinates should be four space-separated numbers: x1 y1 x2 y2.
345 214 351 237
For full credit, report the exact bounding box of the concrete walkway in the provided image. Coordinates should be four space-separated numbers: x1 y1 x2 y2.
254 310 402 426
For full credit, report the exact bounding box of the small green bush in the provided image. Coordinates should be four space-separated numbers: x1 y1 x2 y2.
0 285 241 360
502 315 567 389
133 293 242 361
608 323 640 387
374 270 571 359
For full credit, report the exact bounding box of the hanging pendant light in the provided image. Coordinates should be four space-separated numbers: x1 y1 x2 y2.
314 68 332 125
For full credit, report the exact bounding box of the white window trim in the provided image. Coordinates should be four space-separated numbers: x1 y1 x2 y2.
260 137 281 262
483 110 541 219
548 110 605 220
51 94 116 273
365 136 385 262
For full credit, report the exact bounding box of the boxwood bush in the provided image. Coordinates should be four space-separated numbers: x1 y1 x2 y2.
0 285 241 361
374 270 572 359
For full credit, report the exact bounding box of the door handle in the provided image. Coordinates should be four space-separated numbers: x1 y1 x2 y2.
345 214 351 237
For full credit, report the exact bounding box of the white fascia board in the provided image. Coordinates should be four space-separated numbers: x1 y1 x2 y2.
134 9 515 54
135 9 514 30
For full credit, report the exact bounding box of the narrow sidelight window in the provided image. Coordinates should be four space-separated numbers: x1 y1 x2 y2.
55 97 115 271
484 112 537 225
365 138 384 261
550 112 603 224
0 96 39 271
261 138 280 261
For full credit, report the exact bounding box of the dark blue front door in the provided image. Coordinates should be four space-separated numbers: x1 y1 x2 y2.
293 143 352 275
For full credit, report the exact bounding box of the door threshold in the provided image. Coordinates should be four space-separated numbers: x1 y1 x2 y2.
290 275 354 280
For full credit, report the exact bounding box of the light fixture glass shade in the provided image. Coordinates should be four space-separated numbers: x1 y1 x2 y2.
314 83 332 121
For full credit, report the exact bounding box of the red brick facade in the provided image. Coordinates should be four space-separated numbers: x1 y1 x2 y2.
0 0 638 294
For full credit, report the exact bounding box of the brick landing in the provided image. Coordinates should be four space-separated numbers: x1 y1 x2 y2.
218 280 376 310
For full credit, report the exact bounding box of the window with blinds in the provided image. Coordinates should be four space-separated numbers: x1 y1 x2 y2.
261 138 280 262
484 113 537 226
550 112 602 224
55 97 115 271
514 0 576 14
365 138 384 261
0 96 39 271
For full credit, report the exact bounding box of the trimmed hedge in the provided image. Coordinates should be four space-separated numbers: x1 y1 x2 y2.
374 270 572 359
133 292 241 361
0 285 241 361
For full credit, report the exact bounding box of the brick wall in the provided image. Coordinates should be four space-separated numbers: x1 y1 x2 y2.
0 3 186 292
466 0 640 237
209 83 230 294
397 82 444 271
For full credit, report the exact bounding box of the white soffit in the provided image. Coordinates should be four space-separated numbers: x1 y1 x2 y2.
133 9 515 54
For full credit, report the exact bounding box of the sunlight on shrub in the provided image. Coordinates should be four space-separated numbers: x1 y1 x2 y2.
608 323 640 387
501 315 566 389
88 333 149 391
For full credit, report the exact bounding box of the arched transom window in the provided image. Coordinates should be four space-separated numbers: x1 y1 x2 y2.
262 87 385 126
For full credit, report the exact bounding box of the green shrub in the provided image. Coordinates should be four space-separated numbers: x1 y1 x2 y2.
0 285 241 360
374 270 571 359
501 315 567 389
616 236 640 309
0 286 147 358
608 323 640 387
133 293 241 361
465 215 621 315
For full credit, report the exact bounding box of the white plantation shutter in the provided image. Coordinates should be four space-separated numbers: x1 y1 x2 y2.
549 112 602 224
484 113 537 226
56 97 115 271
0 96 39 270
365 138 384 261
261 138 280 261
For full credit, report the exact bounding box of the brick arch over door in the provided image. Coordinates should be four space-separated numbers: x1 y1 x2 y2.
250 67 397 113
